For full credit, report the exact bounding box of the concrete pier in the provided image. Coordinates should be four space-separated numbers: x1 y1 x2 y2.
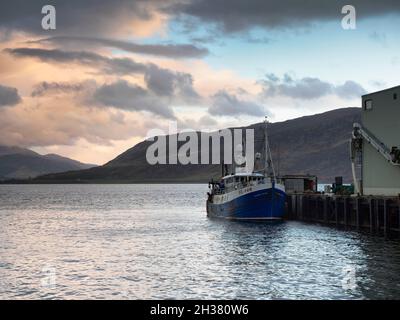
285 194 400 237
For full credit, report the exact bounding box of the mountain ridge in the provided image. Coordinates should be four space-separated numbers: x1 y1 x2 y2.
30 107 361 184
0 146 97 180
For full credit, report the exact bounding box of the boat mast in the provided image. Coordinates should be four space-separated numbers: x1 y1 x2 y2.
264 117 276 180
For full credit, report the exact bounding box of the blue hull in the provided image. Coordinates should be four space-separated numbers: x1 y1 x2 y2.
207 187 286 220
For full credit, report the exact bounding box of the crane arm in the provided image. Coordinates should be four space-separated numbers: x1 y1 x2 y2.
352 123 400 166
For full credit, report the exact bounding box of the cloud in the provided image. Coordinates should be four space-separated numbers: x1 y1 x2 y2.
1 1 399 39
5 47 200 101
4 47 147 74
167 0 400 33
92 80 176 119
144 65 179 96
0 84 21 106
209 90 267 117
30 79 181 119
261 74 332 99
260 74 366 100
31 81 92 97
335 81 367 99
0 0 167 37
198 115 218 127
34 36 209 59
0 95 157 148
178 114 219 131
144 65 199 100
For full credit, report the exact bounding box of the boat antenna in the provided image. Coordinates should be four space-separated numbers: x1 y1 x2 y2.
220 129 225 177
277 142 281 177
264 116 276 180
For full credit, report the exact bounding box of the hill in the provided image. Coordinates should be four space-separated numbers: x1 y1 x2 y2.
0 147 97 180
33 107 361 183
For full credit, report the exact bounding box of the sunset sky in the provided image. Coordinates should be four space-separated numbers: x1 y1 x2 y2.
0 1 399 165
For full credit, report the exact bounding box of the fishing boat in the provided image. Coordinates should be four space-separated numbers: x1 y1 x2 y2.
206 118 286 220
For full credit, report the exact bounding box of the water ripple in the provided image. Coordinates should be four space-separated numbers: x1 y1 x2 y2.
0 184 400 299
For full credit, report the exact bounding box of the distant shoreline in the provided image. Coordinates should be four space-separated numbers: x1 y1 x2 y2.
0 179 334 185
0 179 209 185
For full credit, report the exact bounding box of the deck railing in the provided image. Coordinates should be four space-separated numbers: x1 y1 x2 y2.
211 179 265 195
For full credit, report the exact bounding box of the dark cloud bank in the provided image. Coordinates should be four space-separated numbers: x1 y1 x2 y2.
31 81 88 97
0 1 208 59
5 47 199 103
0 84 21 106
4 47 200 119
0 0 163 36
1 0 399 37
34 36 208 59
260 73 366 100
93 80 176 119
168 0 400 33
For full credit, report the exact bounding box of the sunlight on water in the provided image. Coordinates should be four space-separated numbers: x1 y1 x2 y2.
0 184 400 299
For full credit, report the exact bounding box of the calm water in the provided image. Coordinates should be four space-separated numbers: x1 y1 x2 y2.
0 184 400 300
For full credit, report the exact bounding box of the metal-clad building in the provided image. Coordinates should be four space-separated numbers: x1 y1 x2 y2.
280 175 318 194
361 86 400 196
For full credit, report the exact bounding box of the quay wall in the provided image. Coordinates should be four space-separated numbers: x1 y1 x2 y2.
285 194 400 237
